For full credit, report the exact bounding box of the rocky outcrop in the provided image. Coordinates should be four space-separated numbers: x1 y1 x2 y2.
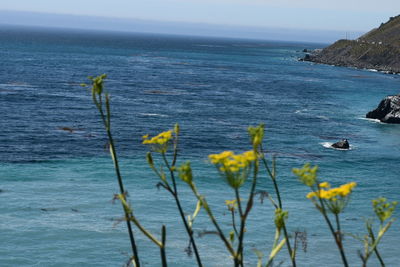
332 139 350 149
302 15 400 74
366 95 400 123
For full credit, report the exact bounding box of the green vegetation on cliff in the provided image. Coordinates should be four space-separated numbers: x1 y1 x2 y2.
307 15 400 73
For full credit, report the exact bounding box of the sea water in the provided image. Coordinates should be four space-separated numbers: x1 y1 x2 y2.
0 25 399 266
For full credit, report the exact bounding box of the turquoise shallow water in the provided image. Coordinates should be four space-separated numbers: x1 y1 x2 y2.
0 25 399 266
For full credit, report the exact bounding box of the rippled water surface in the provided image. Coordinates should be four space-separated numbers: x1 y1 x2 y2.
1 26 399 266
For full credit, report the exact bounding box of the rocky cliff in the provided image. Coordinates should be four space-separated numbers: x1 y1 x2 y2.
305 15 400 73
366 95 400 123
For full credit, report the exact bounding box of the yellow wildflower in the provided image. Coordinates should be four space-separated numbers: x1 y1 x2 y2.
225 199 238 211
209 150 257 188
177 161 193 184
142 130 174 153
373 197 398 223
293 163 318 187
319 182 330 188
248 124 265 148
308 182 356 200
306 192 317 199
306 182 357 214
209 151 234 164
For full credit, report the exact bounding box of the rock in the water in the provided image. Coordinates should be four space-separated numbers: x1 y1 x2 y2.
366 94 400 123
298 53 311 61
332 139 350 149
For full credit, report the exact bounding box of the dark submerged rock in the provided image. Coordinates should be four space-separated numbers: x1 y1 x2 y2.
366 95 400 123
332 139 350 149
298 53 311 62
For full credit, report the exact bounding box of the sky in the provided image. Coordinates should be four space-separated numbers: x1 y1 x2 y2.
0 1 399 42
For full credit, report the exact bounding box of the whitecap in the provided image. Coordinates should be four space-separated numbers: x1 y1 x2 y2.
138 113 168 117
195 44 225 48
295 108 308 114
316 115 329 120
357 117 384 124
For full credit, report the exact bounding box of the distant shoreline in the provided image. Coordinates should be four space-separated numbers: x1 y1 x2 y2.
303 46 400 75
300 15 400 74
302 51 400 75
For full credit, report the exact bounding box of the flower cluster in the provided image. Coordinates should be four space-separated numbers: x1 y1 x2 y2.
142 130 173 153
372 197 398 223
307 182 357 200
209 151 256 172
274 208 289 230
248 124 265 149
307 182 357 214
177 161 193 184
225 199 238 211
292 163 318 187
209 150 256 188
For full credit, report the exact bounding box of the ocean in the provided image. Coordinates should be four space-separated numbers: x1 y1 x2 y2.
0 25 399 266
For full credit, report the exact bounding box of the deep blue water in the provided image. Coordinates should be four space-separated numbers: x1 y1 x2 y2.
0 25 399 266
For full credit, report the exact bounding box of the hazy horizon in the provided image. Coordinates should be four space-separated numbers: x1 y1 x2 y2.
0 10 369 43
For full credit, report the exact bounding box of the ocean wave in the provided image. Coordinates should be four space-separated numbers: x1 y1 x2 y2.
357 117 384 124
138 113 168 117
0 82 36 90
294 108 308 114
195 44 226 48
316 115 329 120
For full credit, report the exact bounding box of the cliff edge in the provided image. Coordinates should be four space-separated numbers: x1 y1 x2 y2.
305 15 400 73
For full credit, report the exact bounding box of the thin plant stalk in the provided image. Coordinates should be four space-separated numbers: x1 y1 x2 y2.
118 195 163 247
160 225 168 267
235 157 259 266
92 88 141 267
189 183 236 257
260 148 296 267
161 150 203 266
265 228 281 267
361 219 393 267
315 184 349 267
369 228 385 266
230 208 240 237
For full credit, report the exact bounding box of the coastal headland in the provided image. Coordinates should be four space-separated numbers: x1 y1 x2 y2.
303 15 400 74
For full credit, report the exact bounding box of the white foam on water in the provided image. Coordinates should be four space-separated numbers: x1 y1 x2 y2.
295 108 308 114
316 115 329 120
320 142 354 150
357 117 384 124
138 113 168 117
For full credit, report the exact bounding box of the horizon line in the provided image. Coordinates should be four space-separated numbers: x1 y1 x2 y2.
0 9 366 43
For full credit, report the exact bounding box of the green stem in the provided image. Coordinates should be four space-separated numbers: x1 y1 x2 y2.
236 158 259 267
190 184 236 257
316 189 348 267
231 210 239 237
335 213 342 243
260 151 296 267
235 189 244 218
234 189 244 267
370 228 385 266
161 153 203 267
160 225 168 267
266 229 280 267
95 93 140 267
